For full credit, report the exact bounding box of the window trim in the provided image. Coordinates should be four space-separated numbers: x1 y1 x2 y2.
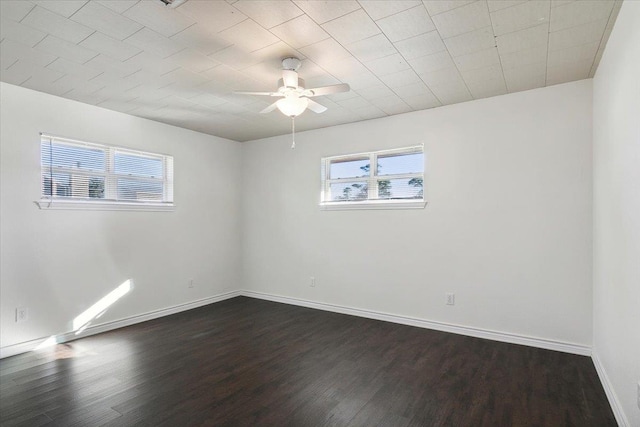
37 133 174 211
320 145 426 211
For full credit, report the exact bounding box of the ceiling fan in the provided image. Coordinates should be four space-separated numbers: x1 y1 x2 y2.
234 57 350 148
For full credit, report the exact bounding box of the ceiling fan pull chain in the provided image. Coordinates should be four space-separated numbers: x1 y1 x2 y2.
291 117 296 149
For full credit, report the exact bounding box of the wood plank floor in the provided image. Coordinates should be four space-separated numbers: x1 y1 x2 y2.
0 296 616 426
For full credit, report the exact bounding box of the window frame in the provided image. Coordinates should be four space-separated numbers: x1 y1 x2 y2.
320 145 426 210
37 133 174 211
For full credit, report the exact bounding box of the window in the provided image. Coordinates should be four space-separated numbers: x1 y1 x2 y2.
320 145 425 210
38 134 173 210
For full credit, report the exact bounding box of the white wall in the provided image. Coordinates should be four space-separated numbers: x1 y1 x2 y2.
592 1 640 425
0 82 242 350
242 80 593 347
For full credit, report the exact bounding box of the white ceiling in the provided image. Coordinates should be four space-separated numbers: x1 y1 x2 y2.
0 0 622 142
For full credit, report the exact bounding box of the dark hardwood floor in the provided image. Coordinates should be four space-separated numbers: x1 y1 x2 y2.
0 296 616 426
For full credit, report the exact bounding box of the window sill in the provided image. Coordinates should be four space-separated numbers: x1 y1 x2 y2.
320 199 427 211
35 199 175 212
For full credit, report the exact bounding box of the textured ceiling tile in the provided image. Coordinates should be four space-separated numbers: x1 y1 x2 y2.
431 1 491 38
47 57 103 79
499 44 547 69
123 0 196 37
377 5 435 42
0 17 47 47
34 35 98 64
22 6 94 43
377 68 422 88
293 0 360 24
550 0 614 32
79 32 142 62
394 30 446 60
96 1 138 14
71 1 142 40
347 34 398 63
125 28 186 59
443 26 496 57
270 15 330 49
407 50 456 74
123 51 180 75
466 75 507 98
431 81 463 103
392 81 434 98
460 63 503 85
176 0 247 32
1 59 64 86
336 95 372 110
365 53 410 76
322 56 369 81
33 0 87 18
170 24 232 56
218 19 279 52
453 47 500 71
345 72 383 90
490 0 550 37
299 38 351 68
419 66 464 87
85 54 142 79
359 0 421 20
487 0 526 13
401 92 440 109
166 49 220 74
422 0 475 17
322 9 380 45
233 0 303 28
546 59 592 85
495 24 548 55
547 41 600 68
0 38 57 66
0 1 36 21
548 18 608 52
355 84 397 101
503 61 546 92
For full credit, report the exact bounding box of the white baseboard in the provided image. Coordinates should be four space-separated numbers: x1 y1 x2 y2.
240 290 592 356
0 290 241 359
592 351 629 427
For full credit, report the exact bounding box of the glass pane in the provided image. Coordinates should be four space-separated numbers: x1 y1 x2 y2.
377 152 423 176
329 182 368 201
42 142 105 171
329 157 370 179
42 172 105 199
115 152 163 179
118 178 163 201
377 178 423 200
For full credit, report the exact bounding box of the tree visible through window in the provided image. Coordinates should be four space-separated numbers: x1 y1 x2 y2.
321 146 425 208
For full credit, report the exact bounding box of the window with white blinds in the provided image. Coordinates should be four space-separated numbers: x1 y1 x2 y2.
320 146 425 210
39 134 173 210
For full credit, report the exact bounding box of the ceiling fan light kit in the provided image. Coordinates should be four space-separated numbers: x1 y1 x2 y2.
235 57 351 148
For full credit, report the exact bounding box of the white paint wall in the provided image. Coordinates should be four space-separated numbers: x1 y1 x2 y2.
0 82 242 349
592 1 640 425
242 80 593 347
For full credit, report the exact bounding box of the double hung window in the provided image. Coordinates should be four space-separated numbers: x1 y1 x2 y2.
39 134 173 210
320 146 425 210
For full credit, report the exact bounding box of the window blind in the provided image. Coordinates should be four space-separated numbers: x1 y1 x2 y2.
41 134 174 205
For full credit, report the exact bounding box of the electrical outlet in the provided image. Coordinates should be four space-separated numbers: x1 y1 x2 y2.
16 307 28 323
188 279 194 288
310 277 316 287
446 293 455 306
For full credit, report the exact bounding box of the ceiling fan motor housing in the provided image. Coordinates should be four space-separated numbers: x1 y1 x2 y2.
281 57 302 71
277 78 305 93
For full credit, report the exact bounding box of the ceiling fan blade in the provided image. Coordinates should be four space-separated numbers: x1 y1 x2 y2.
306 99 328 113
304 83 350 97
233 91 281 96
260 102 279 114
282 70 298 88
